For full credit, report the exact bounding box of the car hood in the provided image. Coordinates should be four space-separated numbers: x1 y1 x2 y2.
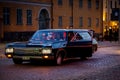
6 41 67 49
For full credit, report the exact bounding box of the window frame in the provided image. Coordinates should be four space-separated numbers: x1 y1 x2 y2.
88 17 91 27
58 0 62 5
26 9 32 25
79 17 83 27
96 18 99 27
58 16 63 28
88 0 91 8
16 8 23 25
79 0 83 8
3 7 10 25
96 0 99 9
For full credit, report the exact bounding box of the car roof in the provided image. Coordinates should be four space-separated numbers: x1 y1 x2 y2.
37 29 90 32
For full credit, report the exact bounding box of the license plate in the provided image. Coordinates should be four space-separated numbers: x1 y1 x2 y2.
22 56 30 60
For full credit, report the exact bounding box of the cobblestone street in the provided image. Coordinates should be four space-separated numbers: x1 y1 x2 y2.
0 41 120 80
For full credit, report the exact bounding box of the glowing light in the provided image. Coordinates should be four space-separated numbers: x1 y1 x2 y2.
44 56 48 59
7 54 12 58
103 12 106 21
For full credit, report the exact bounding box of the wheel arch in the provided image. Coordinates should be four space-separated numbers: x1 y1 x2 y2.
56 48 67 59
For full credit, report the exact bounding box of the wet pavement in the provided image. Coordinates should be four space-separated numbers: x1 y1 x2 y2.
98 41 120 47
0 41 120 80
0 46 120 80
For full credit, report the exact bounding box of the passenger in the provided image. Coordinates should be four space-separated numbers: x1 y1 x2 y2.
42 33 47 40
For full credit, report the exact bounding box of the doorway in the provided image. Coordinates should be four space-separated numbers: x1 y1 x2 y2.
39 9 50 29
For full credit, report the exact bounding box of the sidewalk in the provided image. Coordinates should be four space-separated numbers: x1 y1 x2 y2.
98 41 120 48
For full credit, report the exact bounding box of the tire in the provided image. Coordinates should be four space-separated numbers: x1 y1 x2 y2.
56 54 63 65
13 58 22 64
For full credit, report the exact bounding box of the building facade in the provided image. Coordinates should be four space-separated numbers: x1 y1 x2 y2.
0 0 103 41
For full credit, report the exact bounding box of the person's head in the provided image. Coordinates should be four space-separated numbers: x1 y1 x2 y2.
42 33 46 39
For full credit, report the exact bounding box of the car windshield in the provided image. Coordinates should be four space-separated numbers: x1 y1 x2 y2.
30 31 66 43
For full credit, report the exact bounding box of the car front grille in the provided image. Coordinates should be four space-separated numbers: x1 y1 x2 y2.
14 48 42 54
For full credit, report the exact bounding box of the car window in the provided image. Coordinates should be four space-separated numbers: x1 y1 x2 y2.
79 32 91 40
68 31 91 42
30 31 66 43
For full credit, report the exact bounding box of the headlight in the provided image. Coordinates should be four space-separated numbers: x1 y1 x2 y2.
42 48 52 54
5 48 14 53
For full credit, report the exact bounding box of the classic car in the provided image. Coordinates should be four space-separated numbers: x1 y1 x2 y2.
5 29 94 65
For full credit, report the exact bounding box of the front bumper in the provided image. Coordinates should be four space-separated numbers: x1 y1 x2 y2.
12 55 55 61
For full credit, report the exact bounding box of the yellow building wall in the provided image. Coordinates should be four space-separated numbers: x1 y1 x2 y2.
53 0 103 33
0 1 51 32
0 0 103 41
53 0 71 29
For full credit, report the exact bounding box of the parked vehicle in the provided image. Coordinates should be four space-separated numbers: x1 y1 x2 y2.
5 29 94 65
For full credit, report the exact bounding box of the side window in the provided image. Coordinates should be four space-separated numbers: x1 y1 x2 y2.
68 32 82 42
76 33 82 40
68 32 74 42
79 32 91 40
55 32 66 41
68 31 91 42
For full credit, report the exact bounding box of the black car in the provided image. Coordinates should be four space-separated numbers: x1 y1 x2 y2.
5 29 94 65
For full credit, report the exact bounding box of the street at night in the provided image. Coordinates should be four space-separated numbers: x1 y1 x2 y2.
1 0 120 80
0 42 120 80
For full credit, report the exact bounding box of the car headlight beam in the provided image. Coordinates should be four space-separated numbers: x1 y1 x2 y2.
5 48 14 53
42 49 52 54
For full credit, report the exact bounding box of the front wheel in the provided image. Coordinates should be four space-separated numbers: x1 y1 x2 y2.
55 54 63 65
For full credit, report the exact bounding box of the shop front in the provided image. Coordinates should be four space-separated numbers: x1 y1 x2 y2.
103 21 119 41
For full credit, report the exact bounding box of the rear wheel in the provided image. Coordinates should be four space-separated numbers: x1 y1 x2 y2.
13 58 22 64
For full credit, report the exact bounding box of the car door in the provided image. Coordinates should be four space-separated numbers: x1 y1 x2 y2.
66 31 92 57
